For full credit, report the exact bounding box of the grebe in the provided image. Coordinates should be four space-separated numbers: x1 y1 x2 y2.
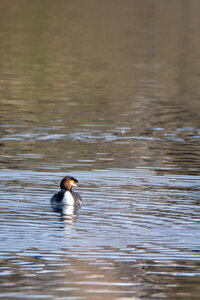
50 176 82 206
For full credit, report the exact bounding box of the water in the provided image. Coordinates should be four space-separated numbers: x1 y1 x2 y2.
0 0 200 299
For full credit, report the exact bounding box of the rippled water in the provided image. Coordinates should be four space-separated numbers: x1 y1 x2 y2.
0 1 200 299
0 168 200 299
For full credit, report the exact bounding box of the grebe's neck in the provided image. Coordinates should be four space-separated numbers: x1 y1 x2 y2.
62 191 74 205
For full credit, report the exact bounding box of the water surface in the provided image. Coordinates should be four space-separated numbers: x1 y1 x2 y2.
0 1 200 299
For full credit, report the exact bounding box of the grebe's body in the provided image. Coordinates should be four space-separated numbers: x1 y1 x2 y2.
50 176 82 206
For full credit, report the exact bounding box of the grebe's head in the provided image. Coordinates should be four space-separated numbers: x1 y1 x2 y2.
60 176 79 191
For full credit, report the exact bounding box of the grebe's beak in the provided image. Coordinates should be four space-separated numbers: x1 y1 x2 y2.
71 181 78 187
78 184 84 187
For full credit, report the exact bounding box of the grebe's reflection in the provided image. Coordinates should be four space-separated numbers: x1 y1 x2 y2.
51 204 80 226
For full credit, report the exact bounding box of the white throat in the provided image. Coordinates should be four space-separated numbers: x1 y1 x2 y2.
63 191 75 206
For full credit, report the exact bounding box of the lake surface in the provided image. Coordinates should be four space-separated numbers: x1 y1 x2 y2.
0 1 200 299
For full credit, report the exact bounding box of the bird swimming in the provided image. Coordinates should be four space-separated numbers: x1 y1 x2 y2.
50 176 82 206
